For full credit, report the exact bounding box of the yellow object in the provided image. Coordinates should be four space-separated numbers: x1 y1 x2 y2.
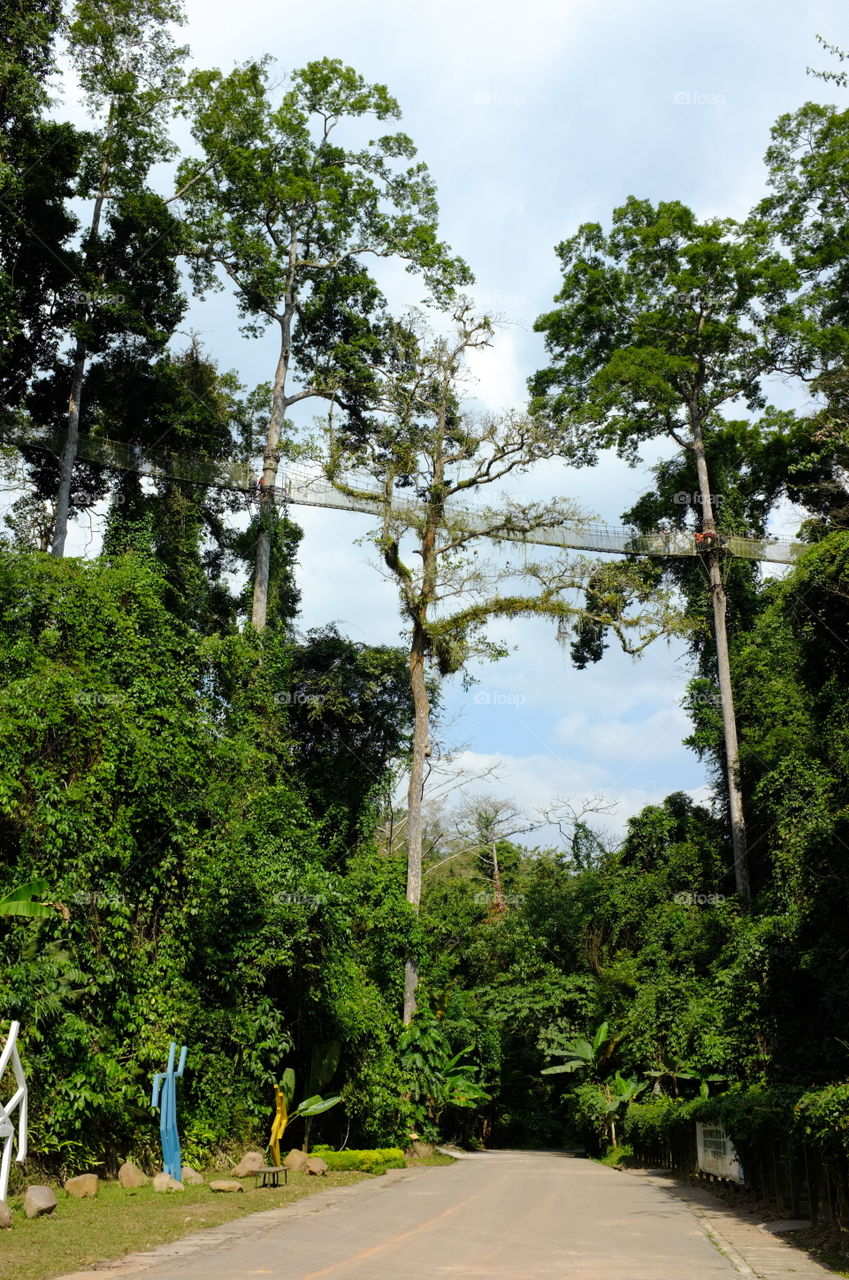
268 1084 288 1167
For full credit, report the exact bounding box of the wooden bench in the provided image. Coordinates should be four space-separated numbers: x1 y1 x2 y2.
254 1166 288 1188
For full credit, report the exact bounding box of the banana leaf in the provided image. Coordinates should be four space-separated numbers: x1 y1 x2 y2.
0 879 54 918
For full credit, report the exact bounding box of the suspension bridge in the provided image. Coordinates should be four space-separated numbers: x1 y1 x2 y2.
0 427 806 566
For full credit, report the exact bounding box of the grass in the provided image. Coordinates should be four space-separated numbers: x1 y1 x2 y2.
596 1144 635 1168
408 1152 455 1167
0 1169 368 1280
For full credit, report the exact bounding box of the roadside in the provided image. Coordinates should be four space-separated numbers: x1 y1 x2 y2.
0 1169 372 1280
623 1167 844 1278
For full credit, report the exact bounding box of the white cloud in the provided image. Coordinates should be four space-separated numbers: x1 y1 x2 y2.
553 705 691 764
466 329 526 411
418 748 712 846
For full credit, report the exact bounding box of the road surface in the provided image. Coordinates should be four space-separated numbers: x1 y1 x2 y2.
58 1150 835 1280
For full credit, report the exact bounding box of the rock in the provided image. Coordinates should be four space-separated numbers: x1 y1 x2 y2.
24 1186 57 1219
64 1173 99 1199
118 1161 148 1189
0 1201 11 1229
152 1172 184 1192
306 1157 328 1176
283 1148 309 1173
231 1150 265 1178
181 1165 204 1186
209 1180 243 1193
407 1141 434 1159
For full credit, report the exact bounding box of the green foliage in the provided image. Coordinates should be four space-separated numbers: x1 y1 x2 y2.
398 1017 490 1140
598 1143 634 1166
530 198 798 454
542 1021 614 1075
311 1145 406 1173
277 1067 341 1124
796 1084 849 1157
0 879 55 918
0 2 83 422
0 549 411 1169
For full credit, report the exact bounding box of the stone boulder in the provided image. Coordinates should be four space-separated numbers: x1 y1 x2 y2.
306 1157 328 1176
0 1201 11 1229
232 1150 265 1178
283 1148 309 1173
407 1140 434 1159
152 1172 184 1192
209 1180 243 1193
118 1161 148 1189
64 1173 99 1199
24 1186 57 1219
181 1165 205 1186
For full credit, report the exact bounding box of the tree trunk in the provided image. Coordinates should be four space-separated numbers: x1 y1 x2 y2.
51 113 114 558
50 339 87 556
490 839 506 912
403 622 430 1024
251 327 291 630
691 423 751 900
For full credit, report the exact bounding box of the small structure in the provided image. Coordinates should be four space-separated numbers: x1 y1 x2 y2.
0 1021 27 1204
696 1121 744 1184
268 1082 288 1168
151 1042 187 1182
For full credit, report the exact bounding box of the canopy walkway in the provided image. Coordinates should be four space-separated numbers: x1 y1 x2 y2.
1 427 806 565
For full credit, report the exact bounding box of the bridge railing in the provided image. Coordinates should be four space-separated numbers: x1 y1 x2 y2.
1 430 805 566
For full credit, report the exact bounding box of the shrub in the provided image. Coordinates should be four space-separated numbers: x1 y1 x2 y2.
311 1146 406 1173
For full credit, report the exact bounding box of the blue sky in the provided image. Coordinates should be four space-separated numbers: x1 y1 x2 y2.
60 0 849 845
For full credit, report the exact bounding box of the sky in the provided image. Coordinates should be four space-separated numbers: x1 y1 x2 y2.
55 0 849 848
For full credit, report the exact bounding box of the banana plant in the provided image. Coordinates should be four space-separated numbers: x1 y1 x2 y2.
600 1072 646 1146
442 1047 491 1110
0 880 55 918
645 1059 726 1099
302 1042 341 1154
541 1021 616 1076
268 1067 341 1164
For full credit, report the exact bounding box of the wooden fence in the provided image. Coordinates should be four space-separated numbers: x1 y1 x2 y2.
628 1125 849 1224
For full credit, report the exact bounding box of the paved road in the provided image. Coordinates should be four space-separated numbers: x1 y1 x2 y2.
59 1151 835 1280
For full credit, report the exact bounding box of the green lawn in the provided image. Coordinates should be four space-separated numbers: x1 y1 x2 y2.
0 1170 368 1280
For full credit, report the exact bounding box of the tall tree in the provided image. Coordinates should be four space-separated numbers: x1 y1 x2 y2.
176 56 471 631
757 99 849 372
0 1 83 421
530 199 799 899
49 0 188 556
96 339 258 631
323 308 679 1021
758 99 849 528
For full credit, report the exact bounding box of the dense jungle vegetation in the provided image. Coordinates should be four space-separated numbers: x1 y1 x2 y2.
0 1 848 1179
